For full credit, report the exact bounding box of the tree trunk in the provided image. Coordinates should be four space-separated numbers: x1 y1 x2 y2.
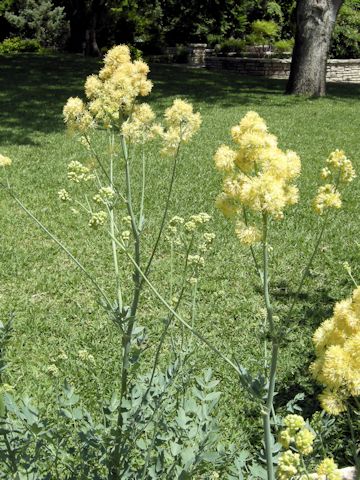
286 0 343 96
85 1 101 56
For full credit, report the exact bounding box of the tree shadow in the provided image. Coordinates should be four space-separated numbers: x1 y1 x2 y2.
273 286 337 417
0 54 100 146
1 55 359 146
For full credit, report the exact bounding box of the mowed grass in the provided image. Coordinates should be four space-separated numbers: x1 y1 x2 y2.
0 54 360 449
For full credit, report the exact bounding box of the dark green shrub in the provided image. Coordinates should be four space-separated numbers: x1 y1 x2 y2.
206 34 224 48
218 38 246 54
247 20 280 46
274 38 294 53
0 36 41 53
174 44 189 63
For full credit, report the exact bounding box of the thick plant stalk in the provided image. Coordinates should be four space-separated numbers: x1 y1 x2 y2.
109 135 142 479
109 132 123 320
111 234 242 376
261 214 277 480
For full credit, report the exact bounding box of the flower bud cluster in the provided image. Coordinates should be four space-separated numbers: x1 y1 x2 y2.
166 213 214 285
58 189 71 202
310 286 360 414
279 415 315 456
93 186 115 205
277 450 300 480
88 211 107 229
67 161 94 183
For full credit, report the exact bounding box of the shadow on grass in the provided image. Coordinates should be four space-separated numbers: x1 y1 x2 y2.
1 54 360 145
0 54 100 145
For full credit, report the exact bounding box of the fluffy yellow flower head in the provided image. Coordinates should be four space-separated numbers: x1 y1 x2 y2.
326 149 356 184
121 103 157 143
214 145 236 173
215 193 239 218
235 221 262 246
215 111 301 226
318 389 347 415
0 154 12 167
161 99 201 155
64 45 154 131
313 150 355 215
313 184 342 215
63 97 94 133
311 287 360 414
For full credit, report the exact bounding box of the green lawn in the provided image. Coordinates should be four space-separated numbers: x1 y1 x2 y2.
0 54 359 454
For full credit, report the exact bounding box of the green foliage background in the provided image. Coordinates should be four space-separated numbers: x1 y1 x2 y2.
0 0 359 58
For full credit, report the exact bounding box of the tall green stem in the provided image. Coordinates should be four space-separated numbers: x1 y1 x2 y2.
109 132 123 319
139 146 146 230
262 214 277 480
243 206 261 278
111 234 242 376
109 135 142 479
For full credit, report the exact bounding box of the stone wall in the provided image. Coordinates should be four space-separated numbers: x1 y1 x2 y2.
205 56 360 83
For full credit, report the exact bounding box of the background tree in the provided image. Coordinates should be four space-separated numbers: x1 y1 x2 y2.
0 0 15 41
5 0 69 48
286 0 344 96
330 0 360 59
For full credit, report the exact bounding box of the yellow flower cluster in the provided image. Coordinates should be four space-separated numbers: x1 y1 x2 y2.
214 112 301 244
86 46 152 126
63 45 153 132
63 97 94 133
277 450 300 480
314 150 355 215
235 221 262 246
88 211 107 229
93 186 115 204
279 415 315 456
67 161 94 183
121 103 158 143
0 154 12 167
313 184 342 215
58 189 71 202
310 287 360 414
160 99 202 156
63 46 202 155
316 458 341 480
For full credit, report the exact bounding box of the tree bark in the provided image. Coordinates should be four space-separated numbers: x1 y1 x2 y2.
286 0 343 96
